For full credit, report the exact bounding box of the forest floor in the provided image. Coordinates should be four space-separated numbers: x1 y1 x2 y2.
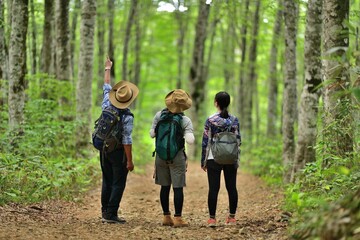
0 162 289 240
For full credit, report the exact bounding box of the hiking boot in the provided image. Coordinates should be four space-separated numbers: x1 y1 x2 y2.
102 215 126 224
173 216 189 227
162 215 174 226
207 218 216 227
225 216 236 225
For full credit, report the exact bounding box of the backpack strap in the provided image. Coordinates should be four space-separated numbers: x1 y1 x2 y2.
226 116 235 132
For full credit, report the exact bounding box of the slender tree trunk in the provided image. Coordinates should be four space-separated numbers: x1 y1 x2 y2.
244 0 261 144
55 0 73 120
40 0 53 75
175 11 187 89
267 0 283 138
221 1 236 93
322 0 353 163
133 2 141 87
189 1 210 158
6 0 12 39
96 0 105 105
0 0 8 108
238 0 250 124
291 0 323 182
30 0 37 75
70 0 81 78
122 0 137 81
282 0 299 183
108 0 115 79
355 17 360 152
55 0 71 80
203 6 220 84
8 0 28 132
76 0 96 149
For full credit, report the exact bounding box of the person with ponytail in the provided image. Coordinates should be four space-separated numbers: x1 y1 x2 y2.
201 91 241 227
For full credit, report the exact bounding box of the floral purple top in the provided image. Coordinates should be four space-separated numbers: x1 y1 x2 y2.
201 112 241 167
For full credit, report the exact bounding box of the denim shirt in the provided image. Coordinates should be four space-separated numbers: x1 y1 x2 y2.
102 83 134 145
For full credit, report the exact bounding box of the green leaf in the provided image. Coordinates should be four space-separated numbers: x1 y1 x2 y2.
338 166 350 175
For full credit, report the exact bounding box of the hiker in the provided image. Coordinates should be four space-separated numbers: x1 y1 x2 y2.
201 91 241 227
150 89 194 227
97 57 139 224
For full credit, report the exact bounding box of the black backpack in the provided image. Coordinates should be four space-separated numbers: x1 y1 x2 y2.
92 107 133 153
154 109 184 162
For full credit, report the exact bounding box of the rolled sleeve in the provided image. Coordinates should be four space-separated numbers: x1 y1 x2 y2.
102 83 112 110
122 114 134 145
150 111 161 138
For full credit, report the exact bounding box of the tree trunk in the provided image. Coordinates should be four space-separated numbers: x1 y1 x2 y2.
133 1 141 88
175 10 187 89
6 0 12 38
0 0 8 108
355 15 360 152
322 0 353 163
56 0 71 81
122 0 137 81
267 0 283 138
70 0 81 78
8 0 28 132
282 0 299 183
245 0 261 144
29 0 37 75
203 6 220 84
221 3 236 93
40 0 53 75
189 1 210 158
291 0 323 182
55 0 73 120
96 0 105 106
76 0 96 149
238 0 250 124
108 0 115 79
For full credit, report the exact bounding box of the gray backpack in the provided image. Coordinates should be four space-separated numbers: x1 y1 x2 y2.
211 118 239 165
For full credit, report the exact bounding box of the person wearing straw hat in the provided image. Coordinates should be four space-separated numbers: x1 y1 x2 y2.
99 57 139 224
150 89 195 227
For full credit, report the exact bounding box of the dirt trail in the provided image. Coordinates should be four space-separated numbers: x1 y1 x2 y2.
0 162 288 240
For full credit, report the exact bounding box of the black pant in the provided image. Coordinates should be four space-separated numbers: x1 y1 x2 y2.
160 186 184 217
206 160 238 218
100 148 128 217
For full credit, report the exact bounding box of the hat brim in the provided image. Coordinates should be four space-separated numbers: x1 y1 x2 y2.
109 81 139 109
165 90 192 113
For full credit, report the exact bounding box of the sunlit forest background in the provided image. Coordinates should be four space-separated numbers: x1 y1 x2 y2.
0 0 359 238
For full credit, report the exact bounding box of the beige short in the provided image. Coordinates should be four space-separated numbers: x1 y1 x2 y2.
154 150 186 188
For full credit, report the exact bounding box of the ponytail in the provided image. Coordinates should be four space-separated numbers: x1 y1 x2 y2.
220 108 229 118
215 92 231 118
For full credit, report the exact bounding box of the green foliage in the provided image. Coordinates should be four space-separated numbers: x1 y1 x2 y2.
241 137 283 185
285 131 360 238
290 187 360 240
0 75 99 205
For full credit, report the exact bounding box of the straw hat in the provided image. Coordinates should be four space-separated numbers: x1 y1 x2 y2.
109 81 139 109
165 89 192 113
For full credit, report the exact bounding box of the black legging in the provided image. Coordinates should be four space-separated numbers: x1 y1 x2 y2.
160 186 184 217
206 160 238 218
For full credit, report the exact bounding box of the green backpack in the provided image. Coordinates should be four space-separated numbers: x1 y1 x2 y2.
154 110 185 162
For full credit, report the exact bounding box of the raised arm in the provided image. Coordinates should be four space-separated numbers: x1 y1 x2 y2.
104 57 112 84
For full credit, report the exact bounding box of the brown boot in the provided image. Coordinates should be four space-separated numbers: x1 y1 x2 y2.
162 215 174 226
173 216 189 227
